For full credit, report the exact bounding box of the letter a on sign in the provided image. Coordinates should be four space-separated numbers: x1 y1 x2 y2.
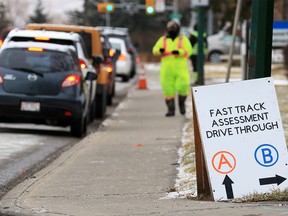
218 154 232 170
212 151 236 174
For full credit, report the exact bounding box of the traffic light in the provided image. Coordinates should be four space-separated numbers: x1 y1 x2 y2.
145 0 155 15
97 3 115 13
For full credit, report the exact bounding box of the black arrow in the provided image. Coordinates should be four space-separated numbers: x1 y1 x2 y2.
259 174 287 186
222 175 234 199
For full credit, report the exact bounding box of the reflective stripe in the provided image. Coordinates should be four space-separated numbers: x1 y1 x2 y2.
178 36 183 48
163 36 167 50
161 53 174 59
183 50 188 58
163 36 183 50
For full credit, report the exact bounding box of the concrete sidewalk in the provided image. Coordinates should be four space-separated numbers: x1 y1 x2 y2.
1 65 288 216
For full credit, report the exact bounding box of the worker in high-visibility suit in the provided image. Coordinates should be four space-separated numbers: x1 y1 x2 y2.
152 20 193 117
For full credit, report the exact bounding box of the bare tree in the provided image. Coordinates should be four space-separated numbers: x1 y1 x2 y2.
3 0 29 28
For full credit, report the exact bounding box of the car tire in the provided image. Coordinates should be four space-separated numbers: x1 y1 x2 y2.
89 99 96 123
107 81 115 106
70 114 87 138
208 51 223 63
95 89 107 119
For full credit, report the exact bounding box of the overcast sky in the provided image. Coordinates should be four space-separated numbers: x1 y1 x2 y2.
29 0 84 22
3 0 84 27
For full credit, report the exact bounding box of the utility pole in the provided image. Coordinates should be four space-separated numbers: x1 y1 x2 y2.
226 0 242 82
248 0 274 79
197 6 205 85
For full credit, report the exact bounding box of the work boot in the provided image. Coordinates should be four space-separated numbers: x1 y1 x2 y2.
178 95 187 115
165 98 175 117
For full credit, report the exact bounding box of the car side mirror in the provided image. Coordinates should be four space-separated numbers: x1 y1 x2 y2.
85 71 97 80
92 55 104 65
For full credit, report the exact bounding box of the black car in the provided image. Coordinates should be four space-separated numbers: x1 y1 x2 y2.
0 41 97 137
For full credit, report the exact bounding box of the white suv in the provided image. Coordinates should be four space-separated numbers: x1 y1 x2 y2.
2 29 97 121
108 37 133 82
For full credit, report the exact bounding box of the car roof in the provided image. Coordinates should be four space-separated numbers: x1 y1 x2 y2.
6 29 82 42
27 23 101 33
1 41 76 54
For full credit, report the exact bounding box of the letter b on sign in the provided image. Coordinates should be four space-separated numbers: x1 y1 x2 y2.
254 144 279 167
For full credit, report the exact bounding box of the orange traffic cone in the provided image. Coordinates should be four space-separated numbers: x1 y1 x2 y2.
138 64 147 90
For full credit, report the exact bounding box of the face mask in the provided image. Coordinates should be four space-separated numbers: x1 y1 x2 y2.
168 30 179 38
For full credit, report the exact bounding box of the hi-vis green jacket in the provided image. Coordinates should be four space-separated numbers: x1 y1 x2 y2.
152 35 193 61
152 35 193 97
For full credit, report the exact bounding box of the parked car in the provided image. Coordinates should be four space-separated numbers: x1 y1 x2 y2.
26 23 113 118
207 31 241 63
0 41 97 137
2 29 98 122
100 32 117 105
97 26 139 77
108 37 133 82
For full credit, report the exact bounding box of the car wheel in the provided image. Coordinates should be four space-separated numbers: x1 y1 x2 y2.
70 114 87 138
95 88 107 118
107 82 115 106
209 51 223 63
89 99 96 123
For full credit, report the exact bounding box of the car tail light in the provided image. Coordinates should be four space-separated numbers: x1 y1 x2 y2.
0 74 3 84
28 47 43 52
136 56 141 63
79 59 87 69
106 65 113 73
35 36 50 41
0 40 3 47
118 54 127 61
64 111 72 117
109 48 114 57
62 74 81 88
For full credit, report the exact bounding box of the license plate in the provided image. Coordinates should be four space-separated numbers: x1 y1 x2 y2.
20 101 40 112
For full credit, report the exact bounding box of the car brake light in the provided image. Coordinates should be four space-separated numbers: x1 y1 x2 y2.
35 36 50 41
109 48 114 57
136 57 141 63
106 65 113 73
0 74 3 84
118 54 126 61
79 59 87 69
28 47 43 52
62 74 81 88
64 111 72 117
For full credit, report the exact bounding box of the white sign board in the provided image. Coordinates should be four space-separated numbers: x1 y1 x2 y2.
192 77 288 201
191 0 209 6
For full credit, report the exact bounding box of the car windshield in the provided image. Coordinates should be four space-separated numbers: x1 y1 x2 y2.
0 48 75 73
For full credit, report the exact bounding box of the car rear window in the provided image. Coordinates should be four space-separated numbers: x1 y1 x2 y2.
78 32 93 58
10 36 75 46
0 48 76 73
110 41 121 51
